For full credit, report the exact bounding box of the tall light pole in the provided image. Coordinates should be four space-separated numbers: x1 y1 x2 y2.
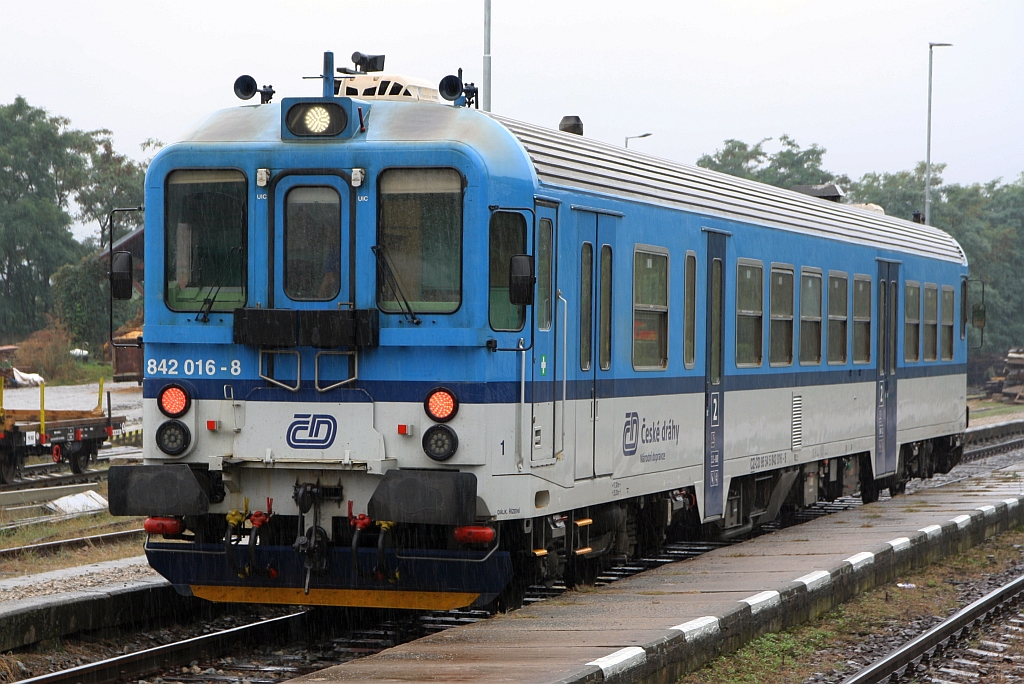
482 0 491 112
925 42 952 226
625 132 651 148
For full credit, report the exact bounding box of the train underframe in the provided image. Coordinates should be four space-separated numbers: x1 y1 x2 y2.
140 432 962 612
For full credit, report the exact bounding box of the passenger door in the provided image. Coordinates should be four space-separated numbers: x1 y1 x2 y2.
531 205 558 467
573 211 598 480
875 261 900 477
703 231 726 521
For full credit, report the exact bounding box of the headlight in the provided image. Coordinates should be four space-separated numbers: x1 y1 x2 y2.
156 420 191 456
424 387 459 423
422 424 458 461
285 102 348 136
158 384 191 418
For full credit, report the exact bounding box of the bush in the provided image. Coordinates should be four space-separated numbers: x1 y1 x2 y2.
14 318 76 382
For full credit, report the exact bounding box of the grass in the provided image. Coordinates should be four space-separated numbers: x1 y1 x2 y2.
967 397 1024 425
46 361 113 386
679 526 1024 683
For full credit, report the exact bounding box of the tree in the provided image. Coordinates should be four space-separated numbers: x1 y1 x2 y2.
76 137 160 244
0 97 90 340
697 135 841 189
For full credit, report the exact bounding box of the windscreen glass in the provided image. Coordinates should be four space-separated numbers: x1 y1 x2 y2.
165 170 247 312
285 187 340 300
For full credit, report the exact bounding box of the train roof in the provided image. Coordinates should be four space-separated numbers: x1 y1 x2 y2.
492 115 967 266
175 100 966 266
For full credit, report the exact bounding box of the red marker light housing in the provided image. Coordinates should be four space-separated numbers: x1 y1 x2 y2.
453 525 495 544
144 517 184 535
158 384 191 418
424 387 458 423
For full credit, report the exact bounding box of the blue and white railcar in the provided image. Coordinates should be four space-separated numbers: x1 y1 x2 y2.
109 52 969 610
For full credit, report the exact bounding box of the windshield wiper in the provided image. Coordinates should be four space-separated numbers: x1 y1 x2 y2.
196 246 244 323
371 245 421 325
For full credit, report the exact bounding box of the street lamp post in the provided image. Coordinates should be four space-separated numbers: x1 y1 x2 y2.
482 0 491 112
625 133 652 148
925 42 952 226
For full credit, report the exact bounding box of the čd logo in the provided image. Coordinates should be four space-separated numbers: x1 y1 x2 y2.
622 412 639 456
286 414 337 449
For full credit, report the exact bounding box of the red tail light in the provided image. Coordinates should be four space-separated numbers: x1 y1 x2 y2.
453 525 495 544
424 387 459 423
158 384 191 418
144 517 184 535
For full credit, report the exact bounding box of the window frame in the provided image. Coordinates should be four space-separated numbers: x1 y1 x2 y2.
536 217 553 331
683 251 697 369
375 166 465 315
799 268 822 366
735 258 764 368
960 278 968 340
631 244 670 371
904 281 920 363
852 274 872 365
599 245 613 371
923 283 939 362
826 271 848 365
941 285 955 361
769 265 795 367
163 167 249 313
283 184 342 302
488 211 527 332
580 242 594 371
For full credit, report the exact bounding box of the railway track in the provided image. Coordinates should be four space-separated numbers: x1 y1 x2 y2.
0 447 141 492
840 573 1024 683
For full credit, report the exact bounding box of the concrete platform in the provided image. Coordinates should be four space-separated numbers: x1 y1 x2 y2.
293 462 1024 684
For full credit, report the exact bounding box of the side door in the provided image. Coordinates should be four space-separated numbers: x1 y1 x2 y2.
875 261 900 477
531 205 558 466
703 231 726 521
573 211 598 480
270 173 351 389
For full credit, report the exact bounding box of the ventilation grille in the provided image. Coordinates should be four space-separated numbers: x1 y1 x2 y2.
791 395 803 451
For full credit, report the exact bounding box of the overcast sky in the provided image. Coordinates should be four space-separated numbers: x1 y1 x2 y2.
3 1 1021 240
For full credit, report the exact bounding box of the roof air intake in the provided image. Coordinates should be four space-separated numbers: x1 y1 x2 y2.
559 116 583 135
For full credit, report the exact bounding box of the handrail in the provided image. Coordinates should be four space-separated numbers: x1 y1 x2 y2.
556 290 567 459
516 338 525 472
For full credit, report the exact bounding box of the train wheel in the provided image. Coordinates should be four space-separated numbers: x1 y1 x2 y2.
69 444 90 474
859 454 879 504
0 448 16 485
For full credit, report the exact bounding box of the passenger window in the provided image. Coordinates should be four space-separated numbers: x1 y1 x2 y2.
904 282 920 362
960 279 968 340
684 253 697 368
633 249 668 369
941 286 954 360
770 268 794 366
537 218 553 330
853 276 871 364
923 284 938 361
799 272 822 365
284 187 340 301
711 259 723 385
377 168 462 314
827 274 848 364
488 212 526 331
599 246 613 370
580 243 593 371
736 262 763 366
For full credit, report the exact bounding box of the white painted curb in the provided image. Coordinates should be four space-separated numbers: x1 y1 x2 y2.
587 646 646 678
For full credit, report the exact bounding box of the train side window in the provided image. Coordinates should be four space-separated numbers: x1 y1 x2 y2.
599 245 613 370
285 186 340 301
580 243 594 371
960 279 968 340
923 284 938 361
941 286 955 360
377 168 463 314
164 169 248 312
684 252 697 369
827 273 848 364
904 282 920 362
736 261 763 367
799 271 822 365
488 212 527 331
852 276 872 364
633 247 669 370
537 218 553 330
769 267 794 366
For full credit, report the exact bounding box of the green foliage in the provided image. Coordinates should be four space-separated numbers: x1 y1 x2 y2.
697 135 841 189
0 97 90 339
50 257 108 350
76 137 158 243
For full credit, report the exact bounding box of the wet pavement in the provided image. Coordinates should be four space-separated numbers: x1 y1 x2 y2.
1 381 143 429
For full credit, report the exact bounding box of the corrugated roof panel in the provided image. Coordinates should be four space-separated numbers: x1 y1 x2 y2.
492 115 967 265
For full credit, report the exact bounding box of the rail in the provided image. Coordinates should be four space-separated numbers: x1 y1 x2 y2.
840 573 1024 683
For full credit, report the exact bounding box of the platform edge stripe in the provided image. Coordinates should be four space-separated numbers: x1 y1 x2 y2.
844 551 874 570
740 590 781 614
586 646 647 677
1004 498 1020 511
669 615 720 640
919 524 943 539
951 514 972 529
887 537 911 552
794 570 831 591
976 505 996 517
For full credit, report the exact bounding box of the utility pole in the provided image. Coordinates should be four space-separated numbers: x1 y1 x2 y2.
925 42 952 226
482 0 491 112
